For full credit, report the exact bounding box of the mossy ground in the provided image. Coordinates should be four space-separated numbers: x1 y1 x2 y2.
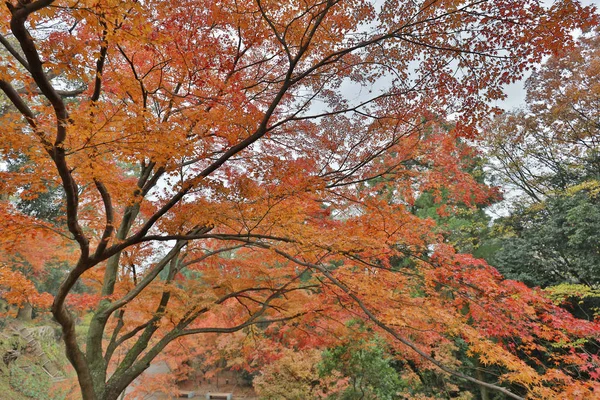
0 318 72 399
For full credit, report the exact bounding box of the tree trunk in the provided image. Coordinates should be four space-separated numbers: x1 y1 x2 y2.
475 359 490 400
17 303 32 321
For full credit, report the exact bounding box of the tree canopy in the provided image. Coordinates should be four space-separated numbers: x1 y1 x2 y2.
0 1 599 399
482 28 600 326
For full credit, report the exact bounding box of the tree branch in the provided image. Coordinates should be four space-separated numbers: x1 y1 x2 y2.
93 178 114 257
270 248 526 400
0 31 30 71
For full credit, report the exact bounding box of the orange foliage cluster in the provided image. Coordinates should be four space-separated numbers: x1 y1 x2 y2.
0 0 598 399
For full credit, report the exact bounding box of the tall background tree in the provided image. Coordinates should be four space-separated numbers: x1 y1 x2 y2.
483 28 600 317
0 1 599 399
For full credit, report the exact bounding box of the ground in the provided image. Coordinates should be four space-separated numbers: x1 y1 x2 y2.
127 361 258 400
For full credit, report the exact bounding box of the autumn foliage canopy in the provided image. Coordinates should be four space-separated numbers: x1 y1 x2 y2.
0 0 599 399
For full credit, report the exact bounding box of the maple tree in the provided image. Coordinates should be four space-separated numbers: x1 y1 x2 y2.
0 0 599 399
253 348 328 399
